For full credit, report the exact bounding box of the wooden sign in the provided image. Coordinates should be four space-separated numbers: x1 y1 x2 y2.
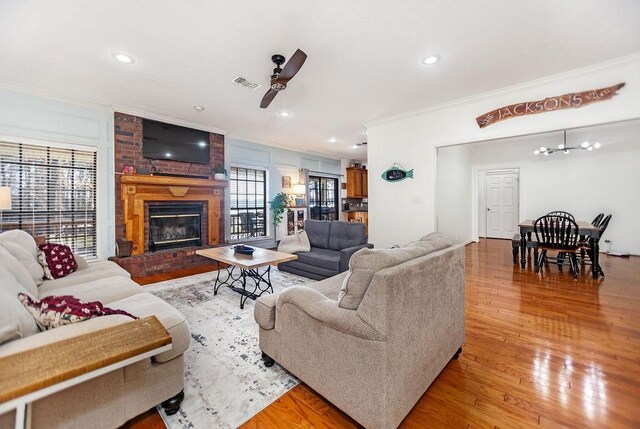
476 82 625 128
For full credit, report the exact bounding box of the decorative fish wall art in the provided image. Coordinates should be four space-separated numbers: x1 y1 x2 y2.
381 164 414 182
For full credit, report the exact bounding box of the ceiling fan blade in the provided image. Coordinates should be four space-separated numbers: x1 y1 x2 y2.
260 88 279 108
276 49 307 82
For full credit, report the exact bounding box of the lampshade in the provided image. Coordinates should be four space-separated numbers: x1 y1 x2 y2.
292 184 306 195
0 187 11 210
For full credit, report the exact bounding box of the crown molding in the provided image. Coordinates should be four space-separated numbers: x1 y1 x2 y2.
366 52 640 128
0 79 112 112
110 105 227 135
226 132 344 161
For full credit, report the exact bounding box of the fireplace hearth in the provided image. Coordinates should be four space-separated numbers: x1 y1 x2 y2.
149 204 202 251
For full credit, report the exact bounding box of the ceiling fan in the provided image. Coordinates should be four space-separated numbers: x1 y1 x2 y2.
260 49 307 109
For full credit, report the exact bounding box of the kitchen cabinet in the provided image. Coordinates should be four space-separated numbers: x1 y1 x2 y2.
346 167 368 198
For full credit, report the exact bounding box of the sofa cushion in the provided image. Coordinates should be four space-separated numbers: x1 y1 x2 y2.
0 230 39 256
110 293 190 362
338 246 429 310
38 243 78 279
0 265 39 344
0 245 38 297
0 242 44 286
304 220 331 249
19 293 138 331
328 221 366 251
39 276 144 304
295 248 341 272
40 261 131 290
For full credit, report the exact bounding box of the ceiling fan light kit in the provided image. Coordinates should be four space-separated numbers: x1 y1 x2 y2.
535 130 601 156
260 49 307 109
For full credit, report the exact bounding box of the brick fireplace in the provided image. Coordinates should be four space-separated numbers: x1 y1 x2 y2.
111 112 227 277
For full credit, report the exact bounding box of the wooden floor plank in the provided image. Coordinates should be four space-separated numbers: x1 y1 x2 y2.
121 239 640 428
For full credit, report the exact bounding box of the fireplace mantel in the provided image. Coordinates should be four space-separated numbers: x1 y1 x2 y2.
121 174 227 255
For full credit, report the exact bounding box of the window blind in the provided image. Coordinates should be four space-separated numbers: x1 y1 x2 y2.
229 166 267 240
0 141 98 258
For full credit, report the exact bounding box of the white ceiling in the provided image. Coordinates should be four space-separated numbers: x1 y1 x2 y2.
1 1 639 161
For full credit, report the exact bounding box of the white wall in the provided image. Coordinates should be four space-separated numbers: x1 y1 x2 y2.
436 145 472 244
0 88 115 258
470 120 640 254
367 54 640 248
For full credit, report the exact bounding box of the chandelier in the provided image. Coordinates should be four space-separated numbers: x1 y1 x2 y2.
535 130 601 156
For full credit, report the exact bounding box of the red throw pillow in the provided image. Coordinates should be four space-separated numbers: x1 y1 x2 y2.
37 243 78 279
19 293 137 331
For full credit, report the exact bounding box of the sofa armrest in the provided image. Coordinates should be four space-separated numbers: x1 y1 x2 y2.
339 243 374 272
276 286 383 341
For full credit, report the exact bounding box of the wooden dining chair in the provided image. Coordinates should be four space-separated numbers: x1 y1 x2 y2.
579 213 604 259
534 215 581 279
546 210 575 221
580 214 611 277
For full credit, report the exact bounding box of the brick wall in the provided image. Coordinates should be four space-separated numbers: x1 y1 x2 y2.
112 112 226 276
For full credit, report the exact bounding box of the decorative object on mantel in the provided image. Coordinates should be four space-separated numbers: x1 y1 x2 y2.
282 176 292 189
122 165 135 175
115 239 133 258
269 192 293 242
535 130 602 156
381 163 414 182
212 164 227 180
476 82 625 128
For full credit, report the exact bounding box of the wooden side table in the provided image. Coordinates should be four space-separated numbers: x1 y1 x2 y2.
0 316 172 429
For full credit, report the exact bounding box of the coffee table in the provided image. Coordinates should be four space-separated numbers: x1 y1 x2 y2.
196 246 298 309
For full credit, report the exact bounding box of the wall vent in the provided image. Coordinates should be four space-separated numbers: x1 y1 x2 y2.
232 76 261 90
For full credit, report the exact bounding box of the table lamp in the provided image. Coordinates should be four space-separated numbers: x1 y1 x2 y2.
0 186 11 232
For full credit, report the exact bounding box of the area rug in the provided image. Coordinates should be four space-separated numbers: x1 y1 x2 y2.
144 267 316 429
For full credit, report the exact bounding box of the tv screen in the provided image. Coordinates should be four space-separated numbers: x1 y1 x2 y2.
142 119 210 164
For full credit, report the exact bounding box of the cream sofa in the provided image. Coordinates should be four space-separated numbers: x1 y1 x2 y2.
0 230 190 429
254 233 465 429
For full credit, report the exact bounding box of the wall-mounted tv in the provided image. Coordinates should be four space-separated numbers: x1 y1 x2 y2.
142 119 210 164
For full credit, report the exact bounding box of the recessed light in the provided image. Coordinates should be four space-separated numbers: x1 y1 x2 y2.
328 137 337 143
193 105 205 111
114 53 134 64
558 144 565 150
581 141 590 148
594 142 601 149
198 141 207 147
587 146 594 151
539 147 547 152
351 145 359 149
278 111 290 117
534 150 540 155
422 55 440 65
165 152 172 157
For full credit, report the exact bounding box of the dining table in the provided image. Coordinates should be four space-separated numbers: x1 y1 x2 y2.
518 219 602 279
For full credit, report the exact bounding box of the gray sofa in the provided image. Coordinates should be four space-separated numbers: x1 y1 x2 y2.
255 233 465 429
278 220 373 280
0 230 189 429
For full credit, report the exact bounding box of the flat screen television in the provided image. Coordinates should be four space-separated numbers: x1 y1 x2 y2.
142 119 210 164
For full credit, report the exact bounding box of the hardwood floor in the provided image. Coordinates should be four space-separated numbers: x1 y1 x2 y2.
122 239 640 428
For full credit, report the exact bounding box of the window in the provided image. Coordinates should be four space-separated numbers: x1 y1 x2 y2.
229 166 267 240
308 176 338 221
0 141 98 258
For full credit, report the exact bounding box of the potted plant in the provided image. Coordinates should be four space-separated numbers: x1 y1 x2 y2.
269 192 293 242
213 164 227 180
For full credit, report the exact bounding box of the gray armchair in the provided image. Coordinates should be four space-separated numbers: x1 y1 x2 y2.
278 220 373 280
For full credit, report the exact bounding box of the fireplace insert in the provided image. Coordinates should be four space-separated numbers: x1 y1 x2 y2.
149 204 202 251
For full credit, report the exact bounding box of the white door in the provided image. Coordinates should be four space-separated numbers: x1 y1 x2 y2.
485 171 519 239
